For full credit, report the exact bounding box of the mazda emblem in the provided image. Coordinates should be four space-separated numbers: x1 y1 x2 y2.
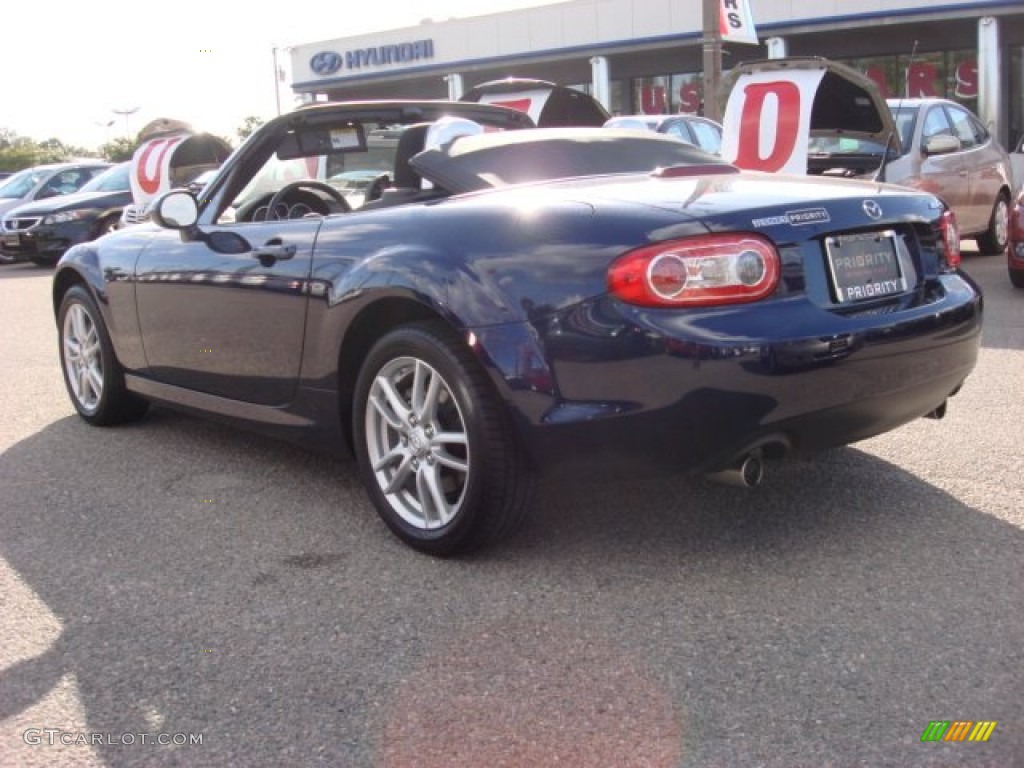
862 200 883 220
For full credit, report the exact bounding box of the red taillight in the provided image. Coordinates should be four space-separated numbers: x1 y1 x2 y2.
607 233 781 307
939 209 961 268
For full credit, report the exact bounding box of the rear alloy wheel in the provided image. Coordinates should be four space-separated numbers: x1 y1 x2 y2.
976 194 1009 255
58 285 148 425
353 321 533 555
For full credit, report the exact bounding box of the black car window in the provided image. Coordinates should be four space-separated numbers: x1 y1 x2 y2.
80 164 129 193
689 120 722 154
0 168 44 198
971 115 990 143
922 107 953 141
946 106 978 150
664 122 691 142
41 170 93 198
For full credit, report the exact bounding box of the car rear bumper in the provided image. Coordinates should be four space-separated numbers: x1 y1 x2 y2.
477 272 982 473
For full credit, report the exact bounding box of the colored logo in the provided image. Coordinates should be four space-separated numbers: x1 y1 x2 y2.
921 721 997 742
310 51 343 76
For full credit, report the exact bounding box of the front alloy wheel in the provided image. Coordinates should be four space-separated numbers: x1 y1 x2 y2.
63 301 104 413
353 321 533 555
58 285 148 425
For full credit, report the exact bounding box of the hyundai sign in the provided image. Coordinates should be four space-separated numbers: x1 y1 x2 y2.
309 39 435 77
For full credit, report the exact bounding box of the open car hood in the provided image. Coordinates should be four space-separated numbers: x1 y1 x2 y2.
720 57 898 175
460 78 610 127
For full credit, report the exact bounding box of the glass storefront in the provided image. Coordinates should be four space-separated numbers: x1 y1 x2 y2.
628 73 703 116
1011 46 1024 151
621 50 991 123
844 51 978 106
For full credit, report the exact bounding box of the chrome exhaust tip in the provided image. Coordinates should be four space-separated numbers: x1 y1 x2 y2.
707 452 764 488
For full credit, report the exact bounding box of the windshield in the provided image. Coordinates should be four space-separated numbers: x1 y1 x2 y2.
0 168 44 199
414 128 724 193
80 163 130 193
808 105 916 157
889 106 919 154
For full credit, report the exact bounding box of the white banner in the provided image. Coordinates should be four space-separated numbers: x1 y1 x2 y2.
129 135 186 206
473 88 552 126
720 66 827 175
720 0 759 46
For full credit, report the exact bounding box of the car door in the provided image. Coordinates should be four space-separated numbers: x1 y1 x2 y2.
135 216 321 406
947 105 1001 233
913 105 971 223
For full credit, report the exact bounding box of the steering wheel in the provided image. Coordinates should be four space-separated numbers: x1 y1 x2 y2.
265 180 351 220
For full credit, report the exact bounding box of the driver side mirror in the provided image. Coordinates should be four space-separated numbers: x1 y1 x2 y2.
152 190 199 229
923 134 960 156
150 188 251 255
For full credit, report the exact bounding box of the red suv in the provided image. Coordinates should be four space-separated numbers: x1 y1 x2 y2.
1009 187 1024 288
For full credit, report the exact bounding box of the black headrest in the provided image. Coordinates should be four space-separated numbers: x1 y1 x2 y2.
393 123 432 188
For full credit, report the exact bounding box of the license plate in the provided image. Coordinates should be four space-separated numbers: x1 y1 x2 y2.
825 230 905 303
2 234 19 248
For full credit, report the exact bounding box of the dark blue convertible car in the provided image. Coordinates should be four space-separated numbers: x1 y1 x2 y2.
53 99 981 555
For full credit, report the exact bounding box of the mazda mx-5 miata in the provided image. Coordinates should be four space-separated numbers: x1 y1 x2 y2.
52 99 981 555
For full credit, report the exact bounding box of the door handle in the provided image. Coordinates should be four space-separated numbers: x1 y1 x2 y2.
252 239 296 265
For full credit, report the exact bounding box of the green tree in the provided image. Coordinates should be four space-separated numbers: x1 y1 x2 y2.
236 115 264 143
0 129 97 171
99 137 138 162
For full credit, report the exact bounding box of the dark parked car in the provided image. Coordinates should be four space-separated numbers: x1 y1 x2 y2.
0 161 110 220
603 114 723 154
2 162 130 266
53 99 980 555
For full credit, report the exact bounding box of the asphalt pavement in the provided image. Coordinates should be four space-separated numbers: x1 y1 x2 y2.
0 246 1021 767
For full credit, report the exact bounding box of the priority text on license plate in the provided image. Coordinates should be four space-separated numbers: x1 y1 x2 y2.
824 230 906 303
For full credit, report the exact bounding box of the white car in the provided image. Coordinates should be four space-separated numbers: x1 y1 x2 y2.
603 114 722 155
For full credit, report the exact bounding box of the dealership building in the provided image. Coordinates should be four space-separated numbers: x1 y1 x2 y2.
289 0 1024 149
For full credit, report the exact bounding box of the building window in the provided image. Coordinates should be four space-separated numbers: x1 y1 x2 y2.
631 73 704 116
844 51 977 106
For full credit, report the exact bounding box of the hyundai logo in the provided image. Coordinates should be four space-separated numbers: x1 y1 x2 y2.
310 51 343 76
862 200 883 220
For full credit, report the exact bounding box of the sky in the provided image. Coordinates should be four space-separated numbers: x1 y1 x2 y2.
1 0 562 151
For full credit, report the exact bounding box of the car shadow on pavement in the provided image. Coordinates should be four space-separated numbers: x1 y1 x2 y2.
0 262 54 278
0 410 1021 767
960 250 1024 352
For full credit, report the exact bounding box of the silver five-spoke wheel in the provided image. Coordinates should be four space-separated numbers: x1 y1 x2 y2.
58 285 148 426
365 357 470 530
63 302 104 413
353 322 534 555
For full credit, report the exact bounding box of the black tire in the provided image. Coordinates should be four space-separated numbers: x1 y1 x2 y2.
58 285 148 426
976 193 1009 255
352 321 534 555
30 255 58 267
1010 268 1024 289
